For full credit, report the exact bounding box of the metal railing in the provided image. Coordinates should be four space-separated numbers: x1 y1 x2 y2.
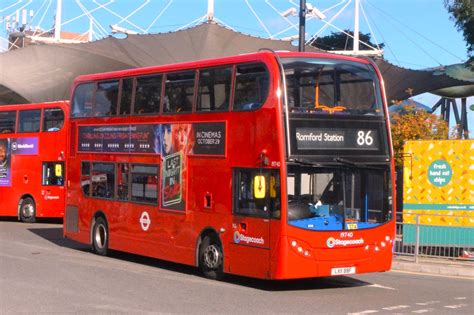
394 213 474 263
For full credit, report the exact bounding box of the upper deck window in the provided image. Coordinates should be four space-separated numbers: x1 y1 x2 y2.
72 83 94 118
197 66 232 112
135 74 162 115
0 111 16 133
18 109 41 133
164 71 195 113
233 63 269 111
94 80 119 116
282 58 383 116
119 78 134 115
43 108 65 132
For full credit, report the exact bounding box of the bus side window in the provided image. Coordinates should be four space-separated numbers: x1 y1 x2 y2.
94 80 119 116
18 109 41 133
0 111 17 133
197 67 232 112
72 83 94 118
81 161 91 196
135 75 162 115
43 108 64 132
233 63 269 111
42 162 65 186
119 78 133 115
116 163 130 200
131 164 159 204
91 163 115 199
164 71 195 113
233 169 280 219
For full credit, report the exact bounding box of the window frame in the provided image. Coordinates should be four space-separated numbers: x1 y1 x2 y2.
233 168 281 219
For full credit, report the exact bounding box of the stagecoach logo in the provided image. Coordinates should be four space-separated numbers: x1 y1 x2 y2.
233 231 265 245
326 237 364 248
139 211 151 231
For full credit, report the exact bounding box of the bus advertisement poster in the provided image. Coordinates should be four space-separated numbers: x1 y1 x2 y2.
162 152 183 210
11 137 39 155
0 138 11 187
78 122 226 156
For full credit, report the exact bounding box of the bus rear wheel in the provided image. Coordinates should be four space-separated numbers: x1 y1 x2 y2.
92 217 108 256
19 197 36 223
199 235 223 280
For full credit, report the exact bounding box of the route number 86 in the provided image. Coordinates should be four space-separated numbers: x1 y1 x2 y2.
357 130 373 146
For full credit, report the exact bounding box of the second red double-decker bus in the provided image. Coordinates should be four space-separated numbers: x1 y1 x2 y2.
0 101 68 222
64 51 395 279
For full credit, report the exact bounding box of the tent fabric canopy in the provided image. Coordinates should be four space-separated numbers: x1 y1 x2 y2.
0 22 471 105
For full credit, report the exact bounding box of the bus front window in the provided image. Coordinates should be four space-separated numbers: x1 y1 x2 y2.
282 58 383 116
287 165 391 231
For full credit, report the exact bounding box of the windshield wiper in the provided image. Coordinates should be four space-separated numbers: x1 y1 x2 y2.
288 158 321 167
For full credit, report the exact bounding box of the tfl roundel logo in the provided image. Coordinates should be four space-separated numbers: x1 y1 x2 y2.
327 237 336 248
233 231 241 244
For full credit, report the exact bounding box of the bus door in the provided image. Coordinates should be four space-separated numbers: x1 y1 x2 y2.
229 169 280 278
41 162 66 215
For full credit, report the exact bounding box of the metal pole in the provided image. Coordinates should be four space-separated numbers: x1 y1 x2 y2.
354 0 360 53
414 214 420 263
299 0 306 52
54 0 62 40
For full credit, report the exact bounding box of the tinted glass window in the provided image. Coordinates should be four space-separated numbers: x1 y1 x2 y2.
42 162 65 186
0 111 16 133
72 83 94 117
135 75 162 114
18 109 41 132
164 71 195 113
43 108 64 132
94 80 119 116
233 64 269 111
131 164 158 204
197 67 232 112
81 162 91 196
91 163 115 199
117 163 130 200
119 78 133 115
234 169 281 219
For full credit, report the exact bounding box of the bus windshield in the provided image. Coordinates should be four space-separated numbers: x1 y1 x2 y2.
287 164 392 231
282 58 383 116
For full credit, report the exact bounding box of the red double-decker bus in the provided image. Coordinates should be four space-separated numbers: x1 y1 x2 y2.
64 51 395 279
0 101 68 222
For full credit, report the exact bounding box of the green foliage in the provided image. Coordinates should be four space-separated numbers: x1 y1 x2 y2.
390 104 449 168
311 29 384 51
444 0 474 57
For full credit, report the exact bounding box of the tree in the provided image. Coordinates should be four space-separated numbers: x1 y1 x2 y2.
390 104 449 168
444 0 474 58
310 29 384 51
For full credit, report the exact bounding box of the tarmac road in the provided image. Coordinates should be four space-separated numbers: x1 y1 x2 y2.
0 220 472 314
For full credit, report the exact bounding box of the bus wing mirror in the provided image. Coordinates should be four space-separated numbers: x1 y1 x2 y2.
253 175 266 199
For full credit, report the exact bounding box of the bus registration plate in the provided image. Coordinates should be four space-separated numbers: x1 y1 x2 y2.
331 267 356 275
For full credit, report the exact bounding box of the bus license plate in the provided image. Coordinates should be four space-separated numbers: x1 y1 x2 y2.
331 267 356 275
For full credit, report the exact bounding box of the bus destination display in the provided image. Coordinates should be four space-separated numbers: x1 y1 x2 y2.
295 128 379 150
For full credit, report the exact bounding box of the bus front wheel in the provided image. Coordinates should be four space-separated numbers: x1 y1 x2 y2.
19 197 36 223
92 217 108 256
199 235 223 280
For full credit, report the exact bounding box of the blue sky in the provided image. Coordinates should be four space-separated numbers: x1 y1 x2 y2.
1 0 472 129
